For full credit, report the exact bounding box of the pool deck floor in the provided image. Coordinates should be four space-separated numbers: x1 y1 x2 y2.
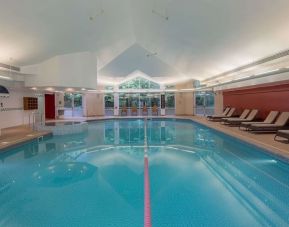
187 116 289 160
1 116 289 160
0 126 51 151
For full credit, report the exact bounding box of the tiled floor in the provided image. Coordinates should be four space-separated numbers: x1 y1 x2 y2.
0 125 51 151
1 116 289 160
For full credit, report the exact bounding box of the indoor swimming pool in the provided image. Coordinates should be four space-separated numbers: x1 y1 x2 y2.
0 119 289 226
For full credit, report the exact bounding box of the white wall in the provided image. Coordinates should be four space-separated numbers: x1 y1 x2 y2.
22 52 98 89
0 90 40 130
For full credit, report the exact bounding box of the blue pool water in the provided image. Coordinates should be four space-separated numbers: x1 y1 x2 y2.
1 119 289 226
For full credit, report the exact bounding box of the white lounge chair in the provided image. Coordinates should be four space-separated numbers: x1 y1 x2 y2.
239 111 279 130
221 109 250 124
248 112 289 132
224 109 259 126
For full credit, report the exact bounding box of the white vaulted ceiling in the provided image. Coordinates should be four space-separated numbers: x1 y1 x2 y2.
1 0 289 82
98 43 181 78
0 0 135 67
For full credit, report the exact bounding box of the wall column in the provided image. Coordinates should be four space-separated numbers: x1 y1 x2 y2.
175 80 195 116
114 92 119 116
184 92 194 115
214 90 223 115
175 92 185 115
83 93 104 116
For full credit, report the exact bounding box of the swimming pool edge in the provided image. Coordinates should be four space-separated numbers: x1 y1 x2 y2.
0 132 53 153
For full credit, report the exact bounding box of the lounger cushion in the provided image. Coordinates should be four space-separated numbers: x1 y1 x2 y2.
250 123 283 127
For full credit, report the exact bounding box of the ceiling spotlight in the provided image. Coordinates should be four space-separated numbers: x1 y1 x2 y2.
146 52 158 57
88 6 104 21
45 87 54 92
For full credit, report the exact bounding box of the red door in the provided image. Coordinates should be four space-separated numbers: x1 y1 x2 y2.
45 94 55 119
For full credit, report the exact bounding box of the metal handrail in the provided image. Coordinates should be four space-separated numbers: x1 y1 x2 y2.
29 112 45 130
194 106 215 116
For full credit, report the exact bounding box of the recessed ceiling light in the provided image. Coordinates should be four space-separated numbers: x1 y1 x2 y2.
66 88 74 92
46 87 54 91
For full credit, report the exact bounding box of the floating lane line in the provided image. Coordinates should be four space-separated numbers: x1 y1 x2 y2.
144 154 152 227
144 119 152 227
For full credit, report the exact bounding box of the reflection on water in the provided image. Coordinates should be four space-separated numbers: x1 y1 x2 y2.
32 162 97 187
0 119 289 226
149 145 289 226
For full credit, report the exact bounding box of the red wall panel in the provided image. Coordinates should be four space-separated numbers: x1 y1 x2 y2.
223 83 289 119
45 94 55 119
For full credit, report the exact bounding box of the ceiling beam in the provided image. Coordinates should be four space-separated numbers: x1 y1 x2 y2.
202 49 289 82
0 62 20 72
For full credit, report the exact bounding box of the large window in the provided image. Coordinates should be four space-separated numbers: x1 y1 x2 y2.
119 93 128 108
119 93 139 108
129 93 139 108
64 93 73 108
104 94 114 108
74 93 82 109
150 93 160 107
119 77 160 90
166 93 175 108
140 93 149 108
103 77 177 116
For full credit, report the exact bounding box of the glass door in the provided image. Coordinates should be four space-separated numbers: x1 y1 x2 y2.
118 93 162 116
195 91 214 116
140 93 149 116
165 93 175 115
64 93 83 117
129 93 139 115
150 93 160 115
119 93 128 115
64 93 73 117
104 93 114 116
73 93 83 117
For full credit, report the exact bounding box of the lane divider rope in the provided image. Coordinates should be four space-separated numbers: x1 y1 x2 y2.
144 118 152 227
